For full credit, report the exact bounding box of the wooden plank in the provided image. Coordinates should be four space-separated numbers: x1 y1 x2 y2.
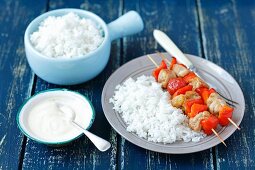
120 0 214 169
0 0 47 169
22 0 121 169
197 0 255 169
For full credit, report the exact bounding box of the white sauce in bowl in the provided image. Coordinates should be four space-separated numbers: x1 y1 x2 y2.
18 90 94 144
28 100 77 141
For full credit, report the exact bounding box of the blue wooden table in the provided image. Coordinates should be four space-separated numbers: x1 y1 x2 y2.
0 0 254 169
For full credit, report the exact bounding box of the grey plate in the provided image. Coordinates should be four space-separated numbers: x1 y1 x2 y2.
101 53 245 154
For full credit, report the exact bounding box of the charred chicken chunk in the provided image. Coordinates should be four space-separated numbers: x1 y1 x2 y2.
189 111 210 132
171 94 185 108
189 77 209 89
207 93 226 115
185 91 201 100
172 64 190 77
158 69 176 88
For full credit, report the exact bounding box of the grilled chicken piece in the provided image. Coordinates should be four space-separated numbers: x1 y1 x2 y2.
158 69 176 88
172 91 201 111
189 77 209 89
207 93 220 105
185 91 201 100
171 94 185 108
207 93 226 115
189 111 210 132
172 64 190 77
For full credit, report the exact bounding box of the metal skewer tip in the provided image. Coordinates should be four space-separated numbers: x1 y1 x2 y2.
228 118 241 130
147 55 159 68
211 129 227 147
217 92 239 105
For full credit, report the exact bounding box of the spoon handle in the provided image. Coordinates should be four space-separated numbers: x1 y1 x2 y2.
72 121 111 152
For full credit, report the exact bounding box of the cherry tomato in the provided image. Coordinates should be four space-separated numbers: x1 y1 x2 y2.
167 78 187 95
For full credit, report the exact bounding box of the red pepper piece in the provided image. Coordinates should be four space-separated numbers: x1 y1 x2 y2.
209 88 216 94
152 60 167 81
195 87 210 102
201 90 210 102
170 57 177 70
183 72 197 83
201 88 217 104
185 98 204 114
172 85 193 98
167 78 187 95
196 87 215 95
195 87 208 96
188 104 208 118
218 105 234 126
201 115 219 135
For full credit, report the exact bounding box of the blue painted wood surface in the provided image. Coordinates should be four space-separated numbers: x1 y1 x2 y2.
198 1 255 169
0 0 254 169
0 0 46 169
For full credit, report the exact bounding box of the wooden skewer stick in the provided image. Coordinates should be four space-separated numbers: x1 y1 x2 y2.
156 51 171 65
147 55 159 68
228 118 241 130
211 129 227 147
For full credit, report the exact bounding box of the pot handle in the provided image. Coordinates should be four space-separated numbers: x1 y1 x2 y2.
107 11 144 41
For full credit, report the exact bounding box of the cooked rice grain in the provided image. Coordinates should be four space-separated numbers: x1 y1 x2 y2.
110 75 205 143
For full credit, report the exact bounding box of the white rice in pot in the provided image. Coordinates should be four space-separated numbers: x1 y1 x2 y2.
30 12 104 58
110 75 205 143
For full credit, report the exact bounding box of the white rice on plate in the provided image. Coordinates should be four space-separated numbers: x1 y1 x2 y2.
109 75 205 144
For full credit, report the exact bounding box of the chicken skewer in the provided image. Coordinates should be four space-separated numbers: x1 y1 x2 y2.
157 52 240 130
157 51 237 106
147 55 227 146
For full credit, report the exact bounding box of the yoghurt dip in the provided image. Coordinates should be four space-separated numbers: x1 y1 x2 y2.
18 90 95 144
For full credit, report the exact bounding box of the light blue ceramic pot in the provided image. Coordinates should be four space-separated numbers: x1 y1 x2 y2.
24 8 144 85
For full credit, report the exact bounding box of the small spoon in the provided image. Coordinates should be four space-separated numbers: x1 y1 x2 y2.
58 104 111 152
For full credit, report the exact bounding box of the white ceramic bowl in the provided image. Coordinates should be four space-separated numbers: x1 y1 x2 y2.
17 89 95 146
